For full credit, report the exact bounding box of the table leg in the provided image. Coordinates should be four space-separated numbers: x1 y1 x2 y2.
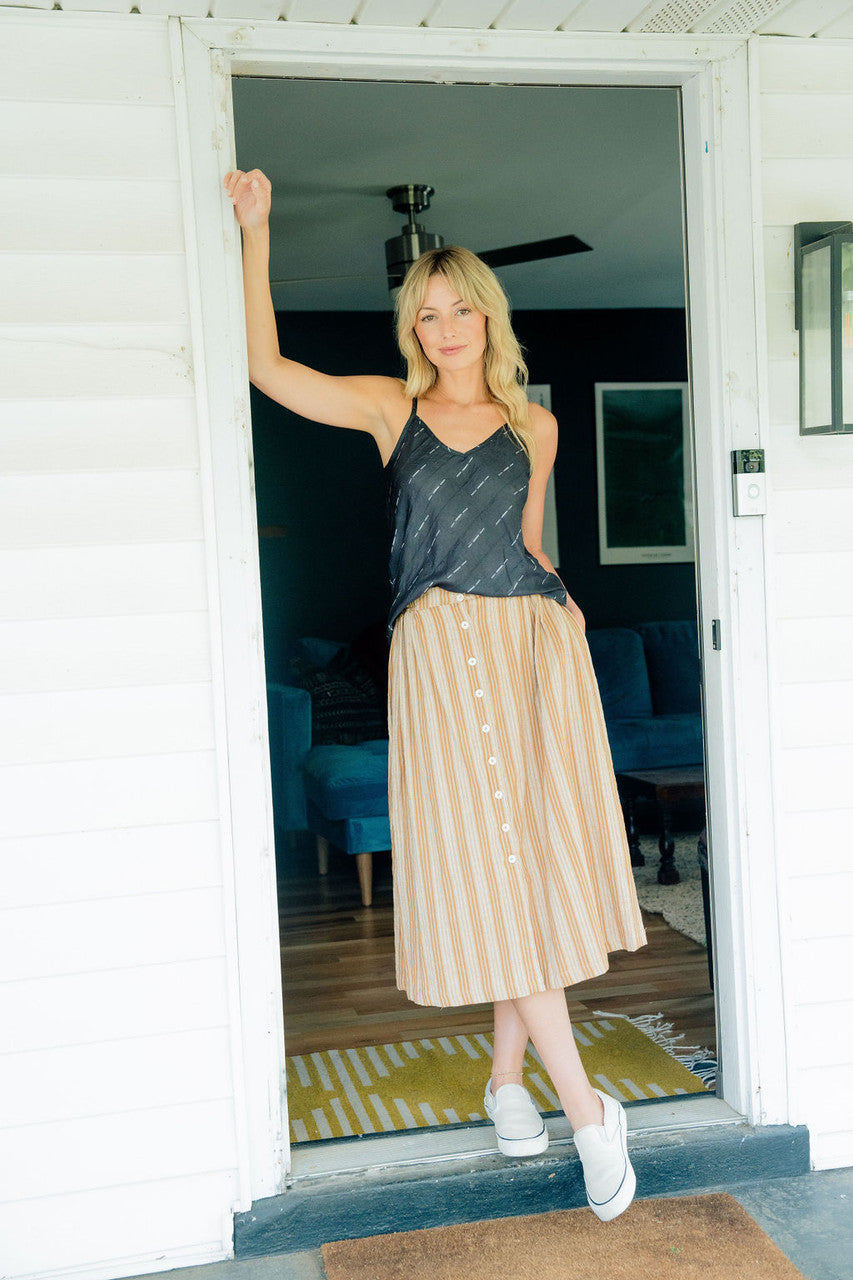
625 794 644 867
657 804 680 885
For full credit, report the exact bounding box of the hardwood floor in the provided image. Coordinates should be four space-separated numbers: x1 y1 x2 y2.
278 839 716 1059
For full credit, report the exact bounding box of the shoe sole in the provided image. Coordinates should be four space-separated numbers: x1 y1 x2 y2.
494 1125 550 1157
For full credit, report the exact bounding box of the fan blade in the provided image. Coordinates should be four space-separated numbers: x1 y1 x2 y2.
269 272 389 286
477 234 592 269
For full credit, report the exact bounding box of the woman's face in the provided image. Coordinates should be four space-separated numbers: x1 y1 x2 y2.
413 273 488 375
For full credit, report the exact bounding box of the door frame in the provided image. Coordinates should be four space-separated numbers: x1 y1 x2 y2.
173 17 788 1201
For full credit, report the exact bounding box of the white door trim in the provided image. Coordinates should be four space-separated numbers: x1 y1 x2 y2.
176 18 788 1201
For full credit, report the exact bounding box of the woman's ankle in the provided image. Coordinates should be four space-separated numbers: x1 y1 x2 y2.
490 1070 524 1095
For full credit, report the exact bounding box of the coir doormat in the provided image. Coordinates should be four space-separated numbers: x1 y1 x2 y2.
286 1012 715 1144
321 1193 806 1280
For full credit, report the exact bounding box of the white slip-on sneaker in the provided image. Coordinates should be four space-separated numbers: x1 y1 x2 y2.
483 1080 550 1157
572 1088 636 1222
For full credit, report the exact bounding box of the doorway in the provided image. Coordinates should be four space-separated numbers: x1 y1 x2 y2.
238 72 714 1139
178 20 782 1199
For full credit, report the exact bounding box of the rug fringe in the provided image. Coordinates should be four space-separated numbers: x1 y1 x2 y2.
593 1010 718 1088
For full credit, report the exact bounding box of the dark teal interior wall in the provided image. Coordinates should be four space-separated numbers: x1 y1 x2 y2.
252 308 694 682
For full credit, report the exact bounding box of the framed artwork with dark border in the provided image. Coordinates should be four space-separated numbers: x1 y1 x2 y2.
594 382 694 565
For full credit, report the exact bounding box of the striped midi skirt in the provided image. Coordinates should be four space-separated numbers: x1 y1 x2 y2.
387 586 647 1008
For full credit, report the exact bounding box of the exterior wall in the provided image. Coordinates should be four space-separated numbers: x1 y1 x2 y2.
756 36 853 1170
1 9 853 1280
0 10 245 1277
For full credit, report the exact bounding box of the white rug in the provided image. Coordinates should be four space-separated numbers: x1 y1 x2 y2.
632 832 706 946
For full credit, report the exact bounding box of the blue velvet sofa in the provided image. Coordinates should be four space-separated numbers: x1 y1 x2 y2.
266 620 703 906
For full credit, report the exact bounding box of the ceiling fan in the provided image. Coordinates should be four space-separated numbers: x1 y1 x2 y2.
268 184 593 293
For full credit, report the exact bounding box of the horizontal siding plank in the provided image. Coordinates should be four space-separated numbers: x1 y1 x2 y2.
0 337 194 399
770 489 853 553
1 102 179 177
0 1098 238 1202
0 178 184 253
0 542 209 621
0 16 174 105
0 750 220 838
773 552 853 617
0 471 204 548
777 745 853 812
760 91 853 158
0 1170 235 1278
2 821 222 910
2 256 188 324
787 871 853 940
0 957 229 1052
795 1001 853 1069
775 618 853 683
0 396 199 474
761 157 853 224
1 684 216 765
0 614 212 694
762 226 794 293
1 887 227 982
758 37 853 93
793 1065 853 1133
766 356 798 432
791 937 853 1005
778 807 853 877
766 421 853 491
5 1027 234 1128
764 289 797 360
778 680 853 748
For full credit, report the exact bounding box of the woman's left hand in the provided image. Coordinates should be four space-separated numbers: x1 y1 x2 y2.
566 604 585 633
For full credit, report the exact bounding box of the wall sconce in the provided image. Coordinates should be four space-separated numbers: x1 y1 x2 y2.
794 221 853 435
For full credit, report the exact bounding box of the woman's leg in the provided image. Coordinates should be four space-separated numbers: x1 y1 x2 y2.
510 988 604 1131
490 998 529 1092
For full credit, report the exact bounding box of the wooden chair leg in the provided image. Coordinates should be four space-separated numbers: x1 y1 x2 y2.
355 852 373 907
316 835 330 876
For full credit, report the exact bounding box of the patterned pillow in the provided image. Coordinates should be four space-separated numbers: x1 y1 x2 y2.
289 646 387 746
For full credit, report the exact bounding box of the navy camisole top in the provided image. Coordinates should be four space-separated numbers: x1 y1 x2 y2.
384 398 567 639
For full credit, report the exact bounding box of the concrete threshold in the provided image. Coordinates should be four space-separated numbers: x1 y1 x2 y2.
234 1095 810 1257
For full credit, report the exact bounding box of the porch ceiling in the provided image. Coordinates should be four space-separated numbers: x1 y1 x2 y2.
3 0 853 38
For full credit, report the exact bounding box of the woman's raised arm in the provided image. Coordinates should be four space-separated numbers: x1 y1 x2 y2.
224 169 402 437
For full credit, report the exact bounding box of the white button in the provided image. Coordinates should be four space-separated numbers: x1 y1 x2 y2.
468 657 477 666
501 823 510 832
488 756 497 765
481 725 490 734
461 621 470 630
455 593 464 602
475 689 484 698
494 790 503 800
507 854 518 865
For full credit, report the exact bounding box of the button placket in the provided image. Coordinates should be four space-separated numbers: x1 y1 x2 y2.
455 596 518 870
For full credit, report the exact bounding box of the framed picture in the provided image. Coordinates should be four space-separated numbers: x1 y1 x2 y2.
594 382 694 565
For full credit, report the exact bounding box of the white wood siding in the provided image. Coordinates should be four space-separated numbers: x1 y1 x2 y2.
757 36 853 1171
0 10 242 1278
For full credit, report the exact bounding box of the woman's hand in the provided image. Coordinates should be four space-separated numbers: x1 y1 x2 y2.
224 168 271 232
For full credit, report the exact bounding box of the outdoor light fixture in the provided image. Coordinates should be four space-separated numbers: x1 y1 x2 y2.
794 221 853 435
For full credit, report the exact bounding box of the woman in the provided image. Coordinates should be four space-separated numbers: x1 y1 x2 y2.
225 168 647 1222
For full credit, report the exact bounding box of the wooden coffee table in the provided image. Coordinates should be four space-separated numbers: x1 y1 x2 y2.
616 764 706 885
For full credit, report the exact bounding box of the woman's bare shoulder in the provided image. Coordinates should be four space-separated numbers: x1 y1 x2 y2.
529 399 558 438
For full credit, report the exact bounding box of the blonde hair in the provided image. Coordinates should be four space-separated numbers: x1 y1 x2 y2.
394 246 535 469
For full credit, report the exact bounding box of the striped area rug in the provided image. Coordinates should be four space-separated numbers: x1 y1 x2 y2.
286 1012 715 1144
